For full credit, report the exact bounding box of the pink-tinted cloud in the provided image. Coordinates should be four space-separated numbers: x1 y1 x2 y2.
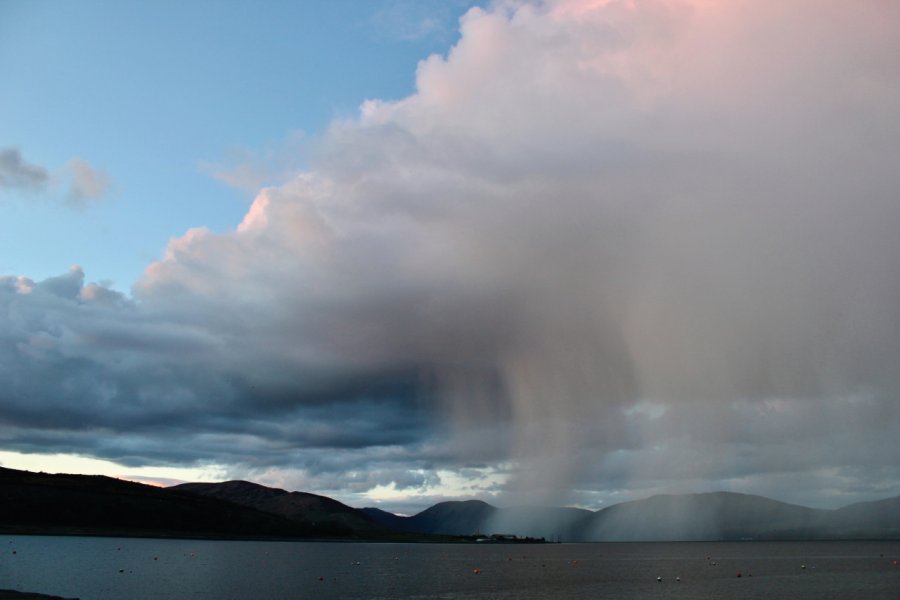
67 158 111 204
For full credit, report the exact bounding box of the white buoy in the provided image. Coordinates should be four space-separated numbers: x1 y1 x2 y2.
656 576 662 582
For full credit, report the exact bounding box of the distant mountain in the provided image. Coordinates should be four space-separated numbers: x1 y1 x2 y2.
366 492 900 541
589 492 829 541
826 495 900 538
487 505 594 541
171 480 384 536
0 466 313 539
363 500 497 535
5 466 899 542
362 501 592 540
359 507 411 531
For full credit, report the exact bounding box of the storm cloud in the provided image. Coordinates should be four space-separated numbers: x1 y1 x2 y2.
2 0 900 510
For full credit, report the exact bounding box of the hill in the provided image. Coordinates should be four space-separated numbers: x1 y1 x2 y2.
826 495 900 538
366 492 900 541
362 500 592 540
0 466 315 539
363 499 497 536
171 480 385 536
588 491 829 541
5 466 899 541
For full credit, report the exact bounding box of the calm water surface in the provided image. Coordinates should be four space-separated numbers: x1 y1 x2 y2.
2 536 899 599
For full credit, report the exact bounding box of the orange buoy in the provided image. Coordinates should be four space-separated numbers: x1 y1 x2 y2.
473 568 481 575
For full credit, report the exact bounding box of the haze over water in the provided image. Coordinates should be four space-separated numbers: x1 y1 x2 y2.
3 536 900 599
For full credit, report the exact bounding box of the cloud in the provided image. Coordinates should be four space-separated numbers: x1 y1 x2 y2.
0 147 50 191
67 158 111 204
0 148 110 206
371 0 477 42
199 131 309 194
3 0 900 510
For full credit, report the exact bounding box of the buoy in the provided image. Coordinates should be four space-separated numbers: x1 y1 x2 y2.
473 568 481 575
736 572 742 578
318 576 324 581
801 564 806 570
656 576 662 582
675 577 681 582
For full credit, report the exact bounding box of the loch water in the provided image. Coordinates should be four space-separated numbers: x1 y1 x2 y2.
2 535 899 599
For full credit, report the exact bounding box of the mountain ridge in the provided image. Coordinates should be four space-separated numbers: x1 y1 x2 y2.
170 480 386 536
3 466 899 541
362 490 900 541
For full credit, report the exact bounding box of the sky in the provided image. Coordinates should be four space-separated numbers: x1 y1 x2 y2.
1 0 899 515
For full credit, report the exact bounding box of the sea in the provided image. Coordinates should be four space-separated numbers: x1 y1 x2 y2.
2 536 898 599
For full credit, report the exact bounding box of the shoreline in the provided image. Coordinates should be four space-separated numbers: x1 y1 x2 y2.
0 591 79 600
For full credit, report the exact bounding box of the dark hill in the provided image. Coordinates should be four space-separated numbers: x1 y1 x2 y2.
363 500 497 535
365 492 900 541
359 507 410 531
0 466 313 539
171 480 383 536
6 465 899 542
486 505 594 541
404 499 497 535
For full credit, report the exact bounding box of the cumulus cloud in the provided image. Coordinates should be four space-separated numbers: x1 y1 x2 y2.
3 0 900 509
0 147 50 191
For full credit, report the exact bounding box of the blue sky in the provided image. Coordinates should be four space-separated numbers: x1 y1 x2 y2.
1 0 899 514
1 0 480 290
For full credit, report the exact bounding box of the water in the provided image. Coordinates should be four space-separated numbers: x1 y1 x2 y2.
2 536 899 599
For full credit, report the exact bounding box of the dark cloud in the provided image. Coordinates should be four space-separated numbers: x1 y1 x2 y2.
2 0 900 510
0 148 110 204
0 147 49 191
